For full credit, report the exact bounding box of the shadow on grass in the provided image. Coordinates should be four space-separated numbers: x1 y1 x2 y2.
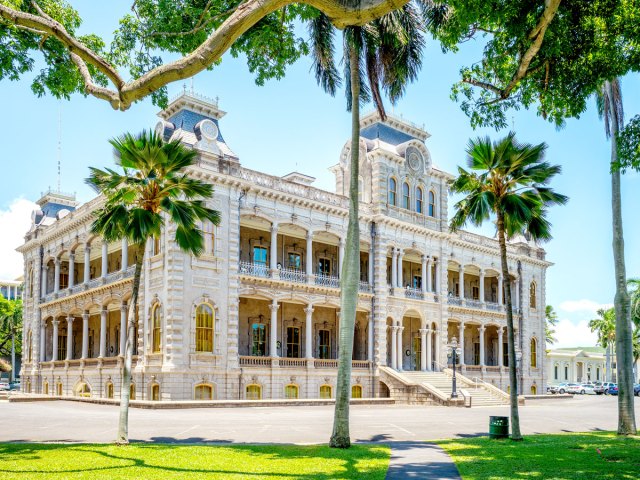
0 442 390 479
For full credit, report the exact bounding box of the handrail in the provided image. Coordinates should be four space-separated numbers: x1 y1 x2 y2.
471 376 510 401
379 366 453 405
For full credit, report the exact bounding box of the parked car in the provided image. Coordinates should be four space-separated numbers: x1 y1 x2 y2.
566 383 582 394
578 384 596 395
0 381 9 391
8 381 20 391
594 382 614 394
550 383 570 394
606 384 619 395
634 384 640 396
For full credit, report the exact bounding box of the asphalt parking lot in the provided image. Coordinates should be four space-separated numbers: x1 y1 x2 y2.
0 395 637 444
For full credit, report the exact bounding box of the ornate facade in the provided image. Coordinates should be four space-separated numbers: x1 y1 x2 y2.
19 91 550 401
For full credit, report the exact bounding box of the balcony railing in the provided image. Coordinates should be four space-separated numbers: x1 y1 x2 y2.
314 273 340 288
41 265 136 302
278 358 307 368
466 299 483 309
486 302 503 311
239 261 271 278
279 267 307 284
447 296 463 306
238 356 370 370
404 287 424 300
358 281 372 293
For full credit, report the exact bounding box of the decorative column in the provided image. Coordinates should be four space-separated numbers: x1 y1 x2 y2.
396 324 404 371
269 300 279 357
391 248 398 288
101 242 108 278
459 321 465 366
121 237 128 271
305 233 313 283
270 224 278 272
498 327 504 367
368 251 374 285
421 256 427 294
367 314 374 361
498 275 504 305
99 308 107 358
40 322 46 362
304 306 314 359
420 328 427 371
390 325 397 369
52 319 59 362
66 316 74 361
479 325 485 366
338 239 345 278
458 264 465 299
68 253 75 288
426 256 432 293
433 258 439 294
54 258 60 293
81 311 89 359
120 303 127 356
434 328 440 369
84 246 91 283
426 327 432 371
397 249 404 288
514 277 520 310
41 264 48 295
479 268 485 304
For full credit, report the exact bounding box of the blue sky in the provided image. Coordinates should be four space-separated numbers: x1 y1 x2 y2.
1 1 639 347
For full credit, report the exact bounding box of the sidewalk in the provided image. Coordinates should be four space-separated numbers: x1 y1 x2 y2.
386 442 461 479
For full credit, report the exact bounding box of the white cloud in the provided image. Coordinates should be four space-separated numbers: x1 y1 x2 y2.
559 299 613 315
0 198 37 280
552 319 599 349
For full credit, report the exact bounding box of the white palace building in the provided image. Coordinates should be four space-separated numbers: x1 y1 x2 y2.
18 91 550 403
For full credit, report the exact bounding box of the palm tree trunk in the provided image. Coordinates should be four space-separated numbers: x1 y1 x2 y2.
497 213 522 441
330 42 360 449
607 81 637 435
116 245 144 444
10 324 15 383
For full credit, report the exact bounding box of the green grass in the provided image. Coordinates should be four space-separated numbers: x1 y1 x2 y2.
0 443 390 479
439 431 640 479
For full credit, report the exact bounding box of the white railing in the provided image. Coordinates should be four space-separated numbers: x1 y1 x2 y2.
447 296 463 306
486 302 503 311
239 261 271 278
278 358 307 368
239 356 272 367
352 360 371 369
466 299 483 309
404 287 424 300
314 273 340 288
314 359 338 368
279 268 306 284
358 281 372 293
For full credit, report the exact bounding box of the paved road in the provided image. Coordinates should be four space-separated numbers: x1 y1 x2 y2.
0 396 637 444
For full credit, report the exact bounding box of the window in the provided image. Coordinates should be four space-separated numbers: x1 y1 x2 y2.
288 252 302 270
402 182 410 209
554 365 558 380
416 187 424 213
253 246 268 265
106 382 114 399
252 323 267 356
151 304 161 353
151 384 160 401
76 383 91 398
388 178 397 205
195 384 213 400
318 258 331 276
246 384 262 400
503 342 509 367
284 384 299 399
351 385 363 399
472 286 480 300
130 383 136 400
319 385 332 399
196 304 214 353
43 381 49 395
203 222 216 255
596 367 600 381
152 235 161 256
530 338 537 368
412 276 422 289
531 385 537 395
56 382 63 396
530 282 537 309
318 329 331 359
286 326 300 358
564 366 568 380
58 334 67 360
59 272 69 290
428 191 436 217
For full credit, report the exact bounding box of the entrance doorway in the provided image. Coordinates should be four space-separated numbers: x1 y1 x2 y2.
413 336 421 371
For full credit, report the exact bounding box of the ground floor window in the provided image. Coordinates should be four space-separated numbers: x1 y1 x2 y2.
285 384 299 399
106 382 114 399
56 382 63 396
151 384 160 401
564 366 568 380
351 385 363 399
43 381 49 395
286 327 300 358
76 383 91 398
194 384 213 400
252 323 267 356
318 330 331 359
554 365 558 380
531 385 537 395
246 384 261 400
130 383 136 400
319 385 332 399
25 378 32 393
596 368 600 381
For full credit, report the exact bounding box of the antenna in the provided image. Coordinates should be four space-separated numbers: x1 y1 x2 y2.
57 102 62 192
190 76 194 94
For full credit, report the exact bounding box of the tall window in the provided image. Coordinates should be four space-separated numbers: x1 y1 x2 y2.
388 178 397 205
151 304 161 353
531 385 537 395
564 365 568 380
596 367 600 381
428 191 436 217
416 187 424 213
56 382 63 396
530 282 537 309
554 365 558 380
58 333 67 360
203 222 216 255
43 381 49 395
196 304 214 353
288 252 302 270
351 385 363 399
59 272 69 290
530 338 537 368
252 323 267 356
402 182 410 209
320 385 332 399
318 258 331 276
253 246 268 265
246 384 261 400
286 326 300 358
151 384 160 401
130 383 136 400
106 382 114 399
285 384 299 399
152 235 161 256
195 384 213 400
318 329 331 359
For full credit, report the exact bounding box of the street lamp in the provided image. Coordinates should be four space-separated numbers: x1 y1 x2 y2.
515 347 523 394
448 337 462 399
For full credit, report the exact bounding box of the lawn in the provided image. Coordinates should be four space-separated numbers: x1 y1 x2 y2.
439 431 640 480
0 443 390 479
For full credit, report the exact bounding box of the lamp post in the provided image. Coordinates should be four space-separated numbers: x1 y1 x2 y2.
448 337 462 399
515 347 523 395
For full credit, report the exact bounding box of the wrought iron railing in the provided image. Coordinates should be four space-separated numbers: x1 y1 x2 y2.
447 296 463 306
466 299 483 309
404 287 424 300
314 273 340 288
238 261 271 278
486 302 503 311
279 268 306 284
358 281 372 293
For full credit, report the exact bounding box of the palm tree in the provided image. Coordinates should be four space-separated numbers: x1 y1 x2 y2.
86 130 221 444
589 307 616 383
0 297 22 382
309 6 424 448
450 133 567 440
596 79 637 435
545 305 558 345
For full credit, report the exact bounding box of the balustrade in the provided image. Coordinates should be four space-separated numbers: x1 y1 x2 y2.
238 261 271 278
314 273 340 288
279 268 306 284
404 287 424 300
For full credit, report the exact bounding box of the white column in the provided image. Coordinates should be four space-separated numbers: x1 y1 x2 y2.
426 257 432 293
397 249 404 288
397 324 404 371
498 327 504 367
304 306 314 359
54 258 60 293
101 242 108 278
66 316 74 361
367 251 374 285
459 321 465 366
305 233 313 282
270 224 278 272
420 328 427 371
421 256 427 294
40 322 46 362
41 264 48 294
99 308 107 358
338 239 345 278
84 246 91 283
390 325 397 369
434 328 440 369
459 264 465 299
426 327 432 371
479 268 485 304
434 258 439 294
68 253 75 288
391 248 398 287
121 237 128 271
52 320 59 362
515 278 520 310
120 303 127 356
367 314 374 361
269 301 279 357
479 325 485 366
498 275 504 305
81 312 89 359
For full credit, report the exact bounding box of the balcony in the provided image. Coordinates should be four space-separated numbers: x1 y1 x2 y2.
486 302 503 312
404 287 424 300
238 356 371 370
314 273 340 288
279 267 307 284
41 265 136 303
358 281 372 293
239 261 271 278
447 296 463 306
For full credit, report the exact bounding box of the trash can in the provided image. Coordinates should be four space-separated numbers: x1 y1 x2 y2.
489 416 509 439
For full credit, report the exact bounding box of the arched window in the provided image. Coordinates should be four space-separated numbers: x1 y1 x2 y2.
129 383 136 400
388 178 397 206
151 384 160 401
416 187 424 213
75 383 91 398
402 182 410 209
530 282 537 309
530 338 537 368
25 378 31 393
152 234 161 256
351 385 363 399
531 385 537 395
195 383 213 400
56 382 63 396
195 304 214 353
319 385 332 399
151 304 161 353
285 384 299 399
43 381 49 395
428 191 436 217
246 384 262 400
106 382 114 399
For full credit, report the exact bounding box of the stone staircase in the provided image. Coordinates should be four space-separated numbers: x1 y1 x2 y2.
401 371 508 406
